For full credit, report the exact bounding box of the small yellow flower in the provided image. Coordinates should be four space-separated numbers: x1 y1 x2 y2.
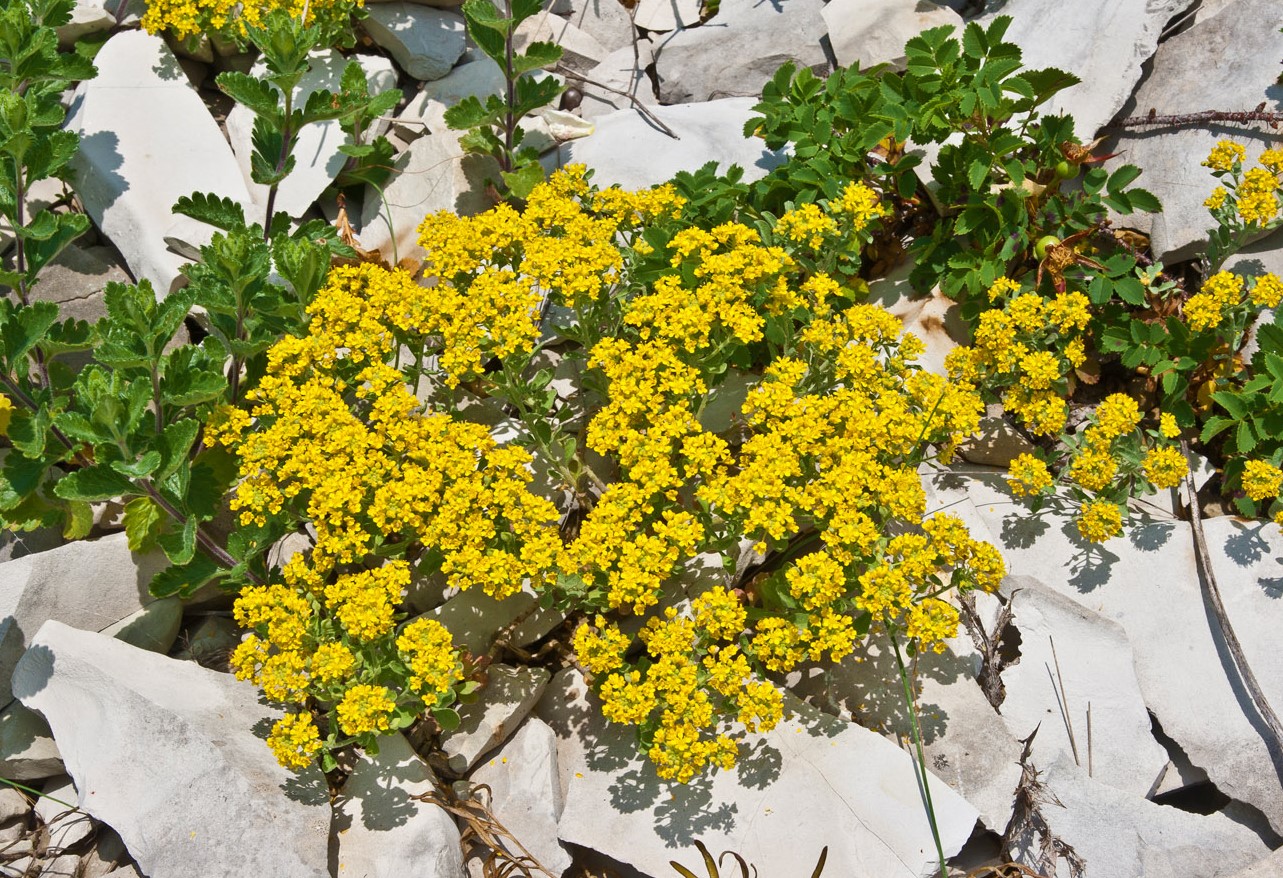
1159 412 1180 439
1204 187 1228 211
1006 453 1052 497
1250 273 1283 309
335 684 396 737
1203 140 1246 172
1093 394 1141 440
1143 445 1187 490
267 713 323 771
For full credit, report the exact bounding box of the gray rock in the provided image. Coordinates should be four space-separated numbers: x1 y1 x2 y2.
1000 581 1168 797
823 0 963 71
651 0 826 104
787 632 1022 833
866 259 968 378
13 622 332 877
99 596 183 655
226 49 401 219
566 0 637 53
1102 0 1283 260
516 11 608 74
536 668 978 878
465 717 570 876
65 30 253 294
1225 846 1283 878
79 825 128 878
100 868 144 878
440 665 550 773
924 466 1283 833
426 585 561 657
333 732 463 878
358 128 497 266
957 407 1037 468
173 615 239 666
34 776 93 852
561 97 786 190
575 43 659 121
0 788 27 824
0 701 62 782
977 0 1196 143
364 3 468 82
0 533 167 705
56 0 143 47
1014 755 1270 878
0 527 64 566
395 56 507 142
32 244 130 325
632 0 698 33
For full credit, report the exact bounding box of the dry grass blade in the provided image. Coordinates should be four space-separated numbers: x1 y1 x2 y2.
411 778 558 878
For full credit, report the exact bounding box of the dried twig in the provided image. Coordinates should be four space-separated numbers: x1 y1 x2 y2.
556 71 680 140
1106 106 1283 131
1046 637 1080 767
1181 442 1283 756
1001 728 1086 878
413 778 559 878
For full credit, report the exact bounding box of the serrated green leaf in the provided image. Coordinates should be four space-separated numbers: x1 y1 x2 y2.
216 71 282 119
61 499 93 540
158 516 197 565
111 450 162 479
123 495 165 551
53 463 134 501
173 192 246 231
149 553 221 598
511 41 562 74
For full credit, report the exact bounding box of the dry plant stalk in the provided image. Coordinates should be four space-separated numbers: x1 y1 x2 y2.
412 777 559 878
1001 729 1086 878
958 592 1016 709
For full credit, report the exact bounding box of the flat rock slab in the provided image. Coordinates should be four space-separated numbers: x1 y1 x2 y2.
13 622 331 878
1017 756 1271 878
823 0 962 71
536 669 978 878
0 532 166 705
466 717 570 876
334 732 463 878
977 0 1196 143
561 98 787 191
440 664 549 773
1102 0 1283 260
66 30 253 294
652 0 827 104
1000 580 1168 797
925 465 1283 834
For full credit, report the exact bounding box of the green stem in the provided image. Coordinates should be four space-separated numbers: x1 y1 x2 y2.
888 624 949 878
0 777 75 811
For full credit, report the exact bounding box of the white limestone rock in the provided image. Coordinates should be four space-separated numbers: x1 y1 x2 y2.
632 0 699 33
957 406 1037 468
515 11 608 74
575 42 659 120
977 0 1197 143
565 0 636 53
427 585 561 657
99 596 183 655
1101 0 1283 260
866 257 968 377
363 3 468 82
0 533 167 704
333 732 463 878
465 717 571 876
13 622 331 878
65 30 253 294
561 98 787 190
823 0 963 71
1000 580 1168 797
1015 755 1271 878
0 701 63 782
56 0 143 47
35 776 93 852
651 0 827 104
394 56 507 142
440 665 550 773
226 49 401 219
536 669 978 878
0 789 27 824
358 128 497 266
787 633 1023 834
927 466 1283 833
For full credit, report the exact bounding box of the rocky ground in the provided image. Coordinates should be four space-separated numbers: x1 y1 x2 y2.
1 0 1282 876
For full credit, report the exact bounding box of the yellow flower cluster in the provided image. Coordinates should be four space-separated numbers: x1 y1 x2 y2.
945 285 1091 436
1242 459 1283 502
267 713 323 770
1250 273 1283 309
1077 500 1122 543
1203 141 1247 173
142 0 360 42
1184 271 1244 332
1142 446 1188 490
1202 143 1282 228
1006 453 1053 497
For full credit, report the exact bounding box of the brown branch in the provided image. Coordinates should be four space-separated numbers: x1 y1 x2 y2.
557 70 680 140
1107 106 1283 131
1181 441 1283 757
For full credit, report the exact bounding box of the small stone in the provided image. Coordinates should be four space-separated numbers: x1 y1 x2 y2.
363 3 468 82
0 789 28 824
0 702 62 782
440 665 550 773
632 0 699 32
99 597 183 655
35 776 93 852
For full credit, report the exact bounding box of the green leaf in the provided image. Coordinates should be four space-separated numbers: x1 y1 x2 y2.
511 41 562 74
158 516 197 565
1236 419 1257 453
111 450 162 479
432 707 462 731
1200 415 1235 443
216 71 282 119
502 161 546 200
61 499 93 540
149 554 221 598
1211 390 1249 420
1128 188 1161 214
53 464 135 501
1106 164 1142 196
173 192 247 231
155 419 201 481
123 495 165 551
